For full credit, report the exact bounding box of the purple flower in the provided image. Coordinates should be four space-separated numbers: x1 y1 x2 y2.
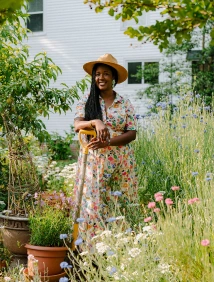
109 266 117 275
106 217 116 223
75 238 83 245
192 172 198 176
76 217 85 223
60 262 68 268
59 278 69 282
60 234 68 240
112 191 122 197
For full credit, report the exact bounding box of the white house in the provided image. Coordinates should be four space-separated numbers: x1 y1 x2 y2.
26 0 164 136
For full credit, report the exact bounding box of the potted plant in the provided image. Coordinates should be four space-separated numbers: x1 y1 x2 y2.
25 205 73 280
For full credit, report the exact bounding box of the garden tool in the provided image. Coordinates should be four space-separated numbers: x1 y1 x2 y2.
72 129 96 250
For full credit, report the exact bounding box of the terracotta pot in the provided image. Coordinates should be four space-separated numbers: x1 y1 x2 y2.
25 244 67 276
23 268 67 282
0 260 7 270
0 213 30 257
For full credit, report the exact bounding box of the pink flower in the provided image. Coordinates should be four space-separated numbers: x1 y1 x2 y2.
154 208 160 213
201 239 210 246
154 192 163 198
165 198 174 205
148 202 156 209
155 195 164 202
171 186 180 191
144 216 152 223
188 198 200 205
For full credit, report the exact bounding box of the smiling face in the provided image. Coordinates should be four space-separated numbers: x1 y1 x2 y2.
94 64 114 92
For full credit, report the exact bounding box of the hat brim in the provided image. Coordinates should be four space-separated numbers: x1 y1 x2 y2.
83 61 128 84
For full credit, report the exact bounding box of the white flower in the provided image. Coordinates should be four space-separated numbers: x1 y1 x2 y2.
114 233 124 238
142 226 152 232
158 263 171 274
4 277 11 281
95 242 110 254
128 248 141 258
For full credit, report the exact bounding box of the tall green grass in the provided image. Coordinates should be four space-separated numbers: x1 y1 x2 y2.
135 94 214 203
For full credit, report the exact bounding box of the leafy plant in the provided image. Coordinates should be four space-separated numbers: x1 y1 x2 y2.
29 206 73 247
46 126 75 161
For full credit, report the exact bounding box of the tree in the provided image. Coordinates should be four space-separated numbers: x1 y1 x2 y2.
0 10 89 142
84 0 214 51
0 0 28 25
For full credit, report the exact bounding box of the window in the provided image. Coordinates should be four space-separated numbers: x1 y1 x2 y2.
127 61 159 85
27 0 43 32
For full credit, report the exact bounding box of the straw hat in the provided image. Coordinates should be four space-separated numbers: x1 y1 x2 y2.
83 53 128 84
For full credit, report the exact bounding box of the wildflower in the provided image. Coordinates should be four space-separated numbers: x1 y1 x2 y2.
106 217 116 223
171 186 180 191
195 94 200 98
125 228 132 234
154 208 161 213
191 172 198 176
108 266 117 276
182 124 186 128
165 198 173 205
60 234 68 240
128 248 141 258
107 250 115 256
148 202 156 209
112 191 122 197
143 226 152 232
154 192 162 198
76 217 85 223
141 161 146 165
96 242 110 254
75 238 83 245
147 105 153 109
201 239 210 246
188 198 200 204
194 149 200 153
135 114 141 119
4 277 11 281
155 195 163 202
60 262 69 268
59 278 69 282
205 177 212 181
158 263 171 274
144 216 152 223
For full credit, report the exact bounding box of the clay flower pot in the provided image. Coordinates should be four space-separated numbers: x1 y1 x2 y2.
25 244 67 276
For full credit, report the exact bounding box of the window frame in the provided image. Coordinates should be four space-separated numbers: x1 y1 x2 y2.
125 59 161 87
26 0 46 36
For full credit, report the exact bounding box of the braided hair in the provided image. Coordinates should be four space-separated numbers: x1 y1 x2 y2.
85 63 118 121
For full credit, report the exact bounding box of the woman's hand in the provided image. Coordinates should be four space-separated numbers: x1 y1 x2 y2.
87 137 109 150
92 119 110 143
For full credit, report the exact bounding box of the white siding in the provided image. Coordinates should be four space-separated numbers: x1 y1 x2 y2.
26 0 163 136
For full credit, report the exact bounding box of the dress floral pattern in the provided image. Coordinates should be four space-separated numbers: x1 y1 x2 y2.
74 92 138 246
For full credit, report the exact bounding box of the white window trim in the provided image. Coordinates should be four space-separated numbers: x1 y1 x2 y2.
124 59 161 88
27 0 47 37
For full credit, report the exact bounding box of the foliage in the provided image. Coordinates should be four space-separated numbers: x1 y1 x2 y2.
0 11 89 142
134 94 214 203
46 127 75 161
0 0 28 26
29 206 73 247
84 0 214 51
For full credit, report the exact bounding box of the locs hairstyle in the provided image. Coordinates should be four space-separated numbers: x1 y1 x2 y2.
85 63 118 121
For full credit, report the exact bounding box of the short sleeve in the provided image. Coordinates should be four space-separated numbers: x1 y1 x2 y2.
74 94 89 119
125 99 137 131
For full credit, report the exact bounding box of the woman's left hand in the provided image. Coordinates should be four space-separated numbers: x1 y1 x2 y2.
87 137 108 150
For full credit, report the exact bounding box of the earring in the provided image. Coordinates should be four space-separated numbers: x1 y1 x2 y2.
112 79 115 88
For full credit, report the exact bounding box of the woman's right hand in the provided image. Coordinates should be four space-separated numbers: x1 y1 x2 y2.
92 119 110 143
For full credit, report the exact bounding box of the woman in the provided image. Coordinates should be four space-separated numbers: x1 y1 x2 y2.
74 54 138 245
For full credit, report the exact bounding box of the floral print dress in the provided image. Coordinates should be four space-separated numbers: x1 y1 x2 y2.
74 92 138 246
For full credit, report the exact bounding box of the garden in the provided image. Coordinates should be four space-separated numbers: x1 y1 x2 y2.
0 3 214 282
